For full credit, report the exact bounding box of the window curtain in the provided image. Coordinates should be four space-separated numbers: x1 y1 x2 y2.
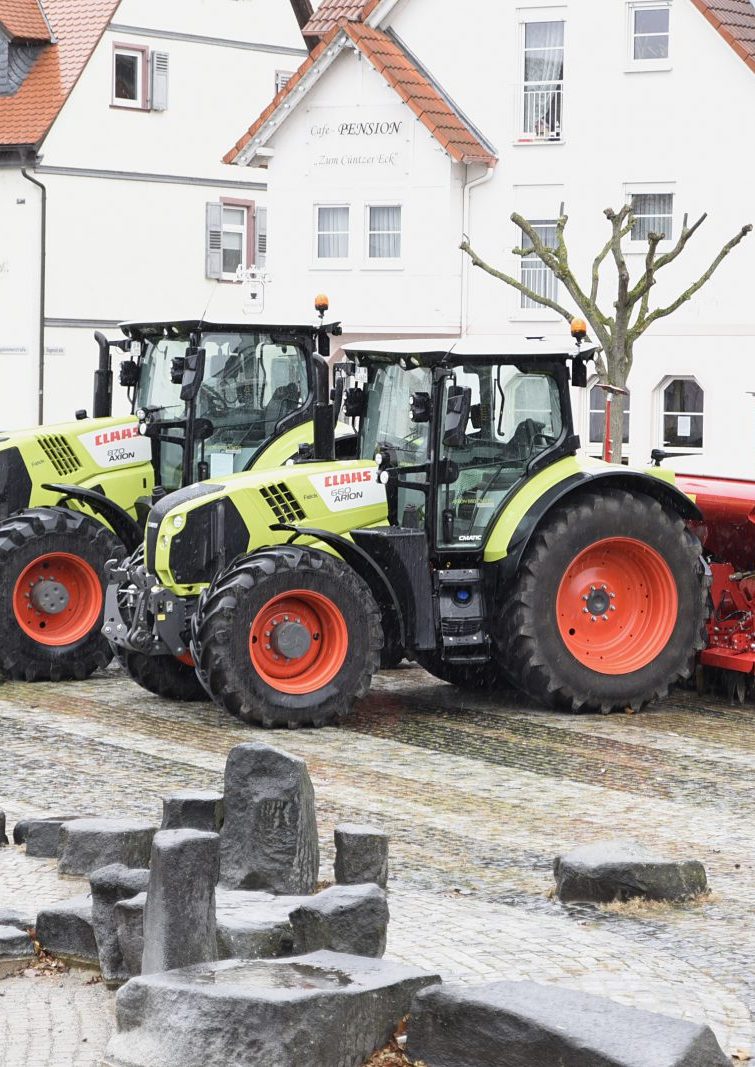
318 207 349 258
369 206 401 258
524 21 564 137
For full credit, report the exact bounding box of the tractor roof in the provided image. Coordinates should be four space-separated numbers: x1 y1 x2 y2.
119 320 337 341
343 336 598 364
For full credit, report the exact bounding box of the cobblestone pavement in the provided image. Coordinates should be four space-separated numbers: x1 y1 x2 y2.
1 663 753 1064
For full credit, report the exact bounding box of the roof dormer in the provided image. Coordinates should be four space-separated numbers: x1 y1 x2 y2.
0 0 52 96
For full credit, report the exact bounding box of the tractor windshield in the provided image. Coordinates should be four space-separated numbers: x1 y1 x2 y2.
135 332 310 491
436 365 563 549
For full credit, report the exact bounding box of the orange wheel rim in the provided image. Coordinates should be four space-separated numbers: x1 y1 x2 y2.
249 589 348 695
556 537 678 675
12 552 103 647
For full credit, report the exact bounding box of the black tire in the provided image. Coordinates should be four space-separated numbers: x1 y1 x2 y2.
191 546 382 727
499 489 708 713
0 507 123 682
416 653 508 691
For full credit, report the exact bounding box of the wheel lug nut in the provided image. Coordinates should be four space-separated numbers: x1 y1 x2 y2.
582 607 589 614
609 592 616 599
602 615 608 621
264 630 271 637
590 616 597 622
582 594 588 601
610 605 616 612
265 643 271 650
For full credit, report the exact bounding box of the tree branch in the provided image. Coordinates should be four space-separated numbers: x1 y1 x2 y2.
460 238 575 321
637 223 753 333
653 212 707 271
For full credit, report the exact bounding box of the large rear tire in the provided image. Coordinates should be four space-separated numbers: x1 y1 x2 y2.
0 507 123 682
499 489 708 712
191 546 382 727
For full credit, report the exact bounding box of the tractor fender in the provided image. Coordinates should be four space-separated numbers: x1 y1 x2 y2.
42 482 143 553
492 469 703 585
271 523 406 647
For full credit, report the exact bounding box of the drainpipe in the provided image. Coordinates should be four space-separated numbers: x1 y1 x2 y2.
21 165 47 424
460 165 494 336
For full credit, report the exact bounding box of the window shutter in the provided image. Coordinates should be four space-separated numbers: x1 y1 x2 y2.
255 207 268 269
151 51 169 111
205 202 223 279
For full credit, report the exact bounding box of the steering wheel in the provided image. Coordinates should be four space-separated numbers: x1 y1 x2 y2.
200 383 232 418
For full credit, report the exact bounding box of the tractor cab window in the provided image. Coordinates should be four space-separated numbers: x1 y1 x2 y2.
436 365 563 549
135 332 310 491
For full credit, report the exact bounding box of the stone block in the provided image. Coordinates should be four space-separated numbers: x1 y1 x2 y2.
0 925 34 959
0 810 7 846
334 823 389 888
12 815 90 856
220 742 319 894
141 829 220 976
215 889 306 960
405 981 731 1067
114 893 146 978
105 950 440 1067
35 895 98 963
553 840 708 904
290 884 388 958
0 907 35 931
58 818 157 876
161 790 224 833
91 864 150 984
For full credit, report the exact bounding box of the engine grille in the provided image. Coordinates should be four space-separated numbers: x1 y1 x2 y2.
442 618 481 637
259 482 305 524
38 435 82 476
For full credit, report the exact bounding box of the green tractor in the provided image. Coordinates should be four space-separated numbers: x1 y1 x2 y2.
0 314 345 688
105 332 708 725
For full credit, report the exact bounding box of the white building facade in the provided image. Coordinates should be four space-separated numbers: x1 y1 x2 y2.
228 0 755 475
0 0 308 429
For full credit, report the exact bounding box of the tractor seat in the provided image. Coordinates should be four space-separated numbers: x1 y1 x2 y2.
263 383 300 435
505 418 546 461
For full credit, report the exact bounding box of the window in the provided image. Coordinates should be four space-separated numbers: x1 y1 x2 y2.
205 200 260 280
521 21 564 142
588 382 630 448
630 193 673 241
221 207 247 277
316 206 349 260
520 220 558 307
661 377 704 448
630 4 670 61
275 70 294 94
113 47 145 108
368 205 401 260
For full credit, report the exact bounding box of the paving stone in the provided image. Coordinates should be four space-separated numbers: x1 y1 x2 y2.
290 883 389 958
334 823 389 888
91 864 150 984
553 840 709 904
220 742 319 894
215 889 306 960
160 790 224 833
0 809 7 845
58 818 157 876
114 892 146 978
406 980 732 1067
0 924 34 958
105 950 440 1067
142 829 220 976
35 894 98 963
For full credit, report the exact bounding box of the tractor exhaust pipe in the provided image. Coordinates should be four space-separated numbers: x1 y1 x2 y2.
93 331 114 418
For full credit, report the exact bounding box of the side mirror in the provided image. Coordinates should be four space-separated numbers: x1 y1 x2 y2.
410 391 432 423
180 346 206 402
443 386 472 448
571 358 587 388
343 386 366 419
119 360 140 388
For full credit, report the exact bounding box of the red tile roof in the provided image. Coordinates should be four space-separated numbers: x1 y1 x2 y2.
691 0 755 72
0 0 50 40
302 0 380 37
225 22 497 168
0 0 120 148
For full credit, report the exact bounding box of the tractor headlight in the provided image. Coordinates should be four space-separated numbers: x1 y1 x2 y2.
172 515 185 530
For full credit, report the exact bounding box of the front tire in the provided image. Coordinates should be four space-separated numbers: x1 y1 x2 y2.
0 508 123 682
499 489 708 713
192 546 382 727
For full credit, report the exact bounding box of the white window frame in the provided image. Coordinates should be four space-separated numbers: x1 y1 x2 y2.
626 1 672 72
624 182 676 249
364 203 403 268
112 46 146 109
585 375 632 457
656 375 704 452
517 218 560 314
313 204 351 268
221 205 248 280
515 10 566 145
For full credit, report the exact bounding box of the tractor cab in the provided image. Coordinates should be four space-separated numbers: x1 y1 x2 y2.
341 336 595 556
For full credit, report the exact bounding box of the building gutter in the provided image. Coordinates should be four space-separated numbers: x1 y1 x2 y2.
21 164 47 424
460 165 494 336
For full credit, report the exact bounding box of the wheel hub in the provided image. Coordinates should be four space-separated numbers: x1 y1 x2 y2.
583 585 613 619
30 579 70 615
270 618 312 660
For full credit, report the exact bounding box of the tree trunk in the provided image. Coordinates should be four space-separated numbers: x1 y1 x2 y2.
608 391 626 465
604 343 629 465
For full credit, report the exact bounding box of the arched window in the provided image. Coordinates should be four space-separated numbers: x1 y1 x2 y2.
660 377 704 449
588 381 630 449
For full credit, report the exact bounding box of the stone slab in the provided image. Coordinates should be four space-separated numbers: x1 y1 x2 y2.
91 864 150 984
114 893 146 978
405 981 731 1067
334 823 389 889
215 889 307 960
161 790 224 833
554 840 708 904
0 925 34 959
0 907 35 931
290 884 389 958
105 950 440 1067
220 742 319 894
58 818 157 876
12 815 91 856
35 895 98 964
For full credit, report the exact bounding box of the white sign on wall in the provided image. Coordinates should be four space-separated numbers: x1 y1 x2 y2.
305 107 413 181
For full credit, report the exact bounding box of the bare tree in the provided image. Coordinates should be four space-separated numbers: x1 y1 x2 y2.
461 206 751 461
